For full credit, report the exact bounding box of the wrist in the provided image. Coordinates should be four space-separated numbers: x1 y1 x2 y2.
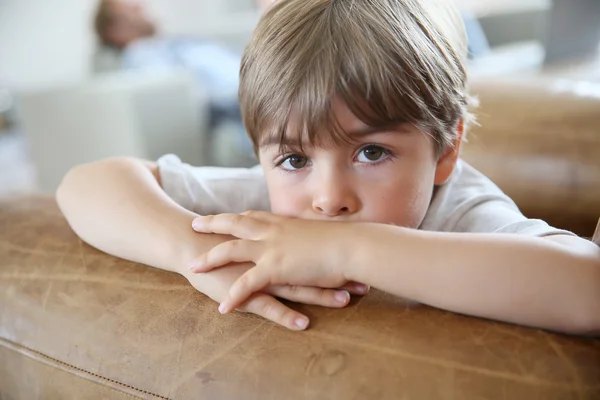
346 223 416 288
342 222 390 283
164 210 232 276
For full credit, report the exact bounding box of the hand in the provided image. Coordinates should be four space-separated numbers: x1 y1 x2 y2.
189 211 364 317
183 263 368 331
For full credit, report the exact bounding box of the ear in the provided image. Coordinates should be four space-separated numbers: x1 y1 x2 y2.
434 120 464 186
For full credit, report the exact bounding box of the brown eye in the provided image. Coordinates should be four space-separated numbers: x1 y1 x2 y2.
358 146 386 162
280 155 309 170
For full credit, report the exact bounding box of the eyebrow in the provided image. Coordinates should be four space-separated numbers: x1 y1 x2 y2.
259 124 409 148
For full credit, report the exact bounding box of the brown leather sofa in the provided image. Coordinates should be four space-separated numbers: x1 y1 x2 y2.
1 78 599 400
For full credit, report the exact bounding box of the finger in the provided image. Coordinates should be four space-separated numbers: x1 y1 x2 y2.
268 285 350 308
189 240 262 273
192 214 268 240
238 293 310 331
338 282 370 296
219 268 272 314
241 210 281 222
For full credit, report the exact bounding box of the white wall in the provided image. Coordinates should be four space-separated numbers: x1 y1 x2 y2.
0 0 98 91
0 0 259 92
150 0 257 39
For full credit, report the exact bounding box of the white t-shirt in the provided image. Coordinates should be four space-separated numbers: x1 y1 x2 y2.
157 154 572 238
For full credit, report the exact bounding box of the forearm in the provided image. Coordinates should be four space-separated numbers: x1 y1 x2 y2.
349 225 600 335
56 157 229 274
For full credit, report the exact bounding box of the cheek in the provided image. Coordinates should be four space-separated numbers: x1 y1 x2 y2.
363 164 436 228
265 177 308 217
269 193 305 217
395 180 434 228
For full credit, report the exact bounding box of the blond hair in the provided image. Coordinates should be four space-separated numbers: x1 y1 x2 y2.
240 0 471 155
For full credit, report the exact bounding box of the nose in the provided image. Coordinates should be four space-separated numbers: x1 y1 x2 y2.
312 173 361 217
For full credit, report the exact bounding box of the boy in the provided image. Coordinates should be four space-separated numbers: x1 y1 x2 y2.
57 0 600 335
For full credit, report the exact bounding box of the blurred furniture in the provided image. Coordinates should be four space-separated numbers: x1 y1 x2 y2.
461 0 550 49
1 77 600 399
0 131 36 196
543 0 600 64
18 70 209 193
18 66 256 194
463 77 600 238
466 0 600 78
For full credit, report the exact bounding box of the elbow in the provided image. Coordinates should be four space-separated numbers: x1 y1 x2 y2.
56 157 131 214
561 259 600 337
55 161 96 212
564 312 600 338
564 303 600 337
56 164 83 213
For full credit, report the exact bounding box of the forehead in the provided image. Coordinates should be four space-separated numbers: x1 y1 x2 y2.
258 97 380 149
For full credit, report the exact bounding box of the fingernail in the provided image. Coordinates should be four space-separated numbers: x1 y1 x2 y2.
335 291 350 303
218 303 227 314
192 218 202 230
188 259 200 271
355 284 369 294
294 317 309 330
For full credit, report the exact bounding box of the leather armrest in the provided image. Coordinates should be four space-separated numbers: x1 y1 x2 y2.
1 197 599 399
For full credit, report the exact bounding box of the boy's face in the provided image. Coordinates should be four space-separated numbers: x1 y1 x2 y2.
104 1 156 48
258 99 461 228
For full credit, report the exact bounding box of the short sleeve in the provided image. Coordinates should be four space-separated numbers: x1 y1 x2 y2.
420 160 575 238
156 154 270 215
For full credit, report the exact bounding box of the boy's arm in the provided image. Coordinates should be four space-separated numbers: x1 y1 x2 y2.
56 157 354 330
57 157 212 272
348 226 600 336
188 213 599 335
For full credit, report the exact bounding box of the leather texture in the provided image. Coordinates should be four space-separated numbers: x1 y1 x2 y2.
2 78 600 399
0 345 138 400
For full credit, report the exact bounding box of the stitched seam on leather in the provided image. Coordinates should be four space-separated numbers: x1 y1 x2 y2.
0 336 172 400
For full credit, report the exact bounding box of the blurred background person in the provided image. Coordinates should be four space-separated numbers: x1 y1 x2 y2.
89 0 277 165
255 0 276 11
92 0 242 133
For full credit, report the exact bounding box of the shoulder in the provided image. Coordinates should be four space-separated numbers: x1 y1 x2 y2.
420 160 573 237
158 153 263 177
156 154 269 214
